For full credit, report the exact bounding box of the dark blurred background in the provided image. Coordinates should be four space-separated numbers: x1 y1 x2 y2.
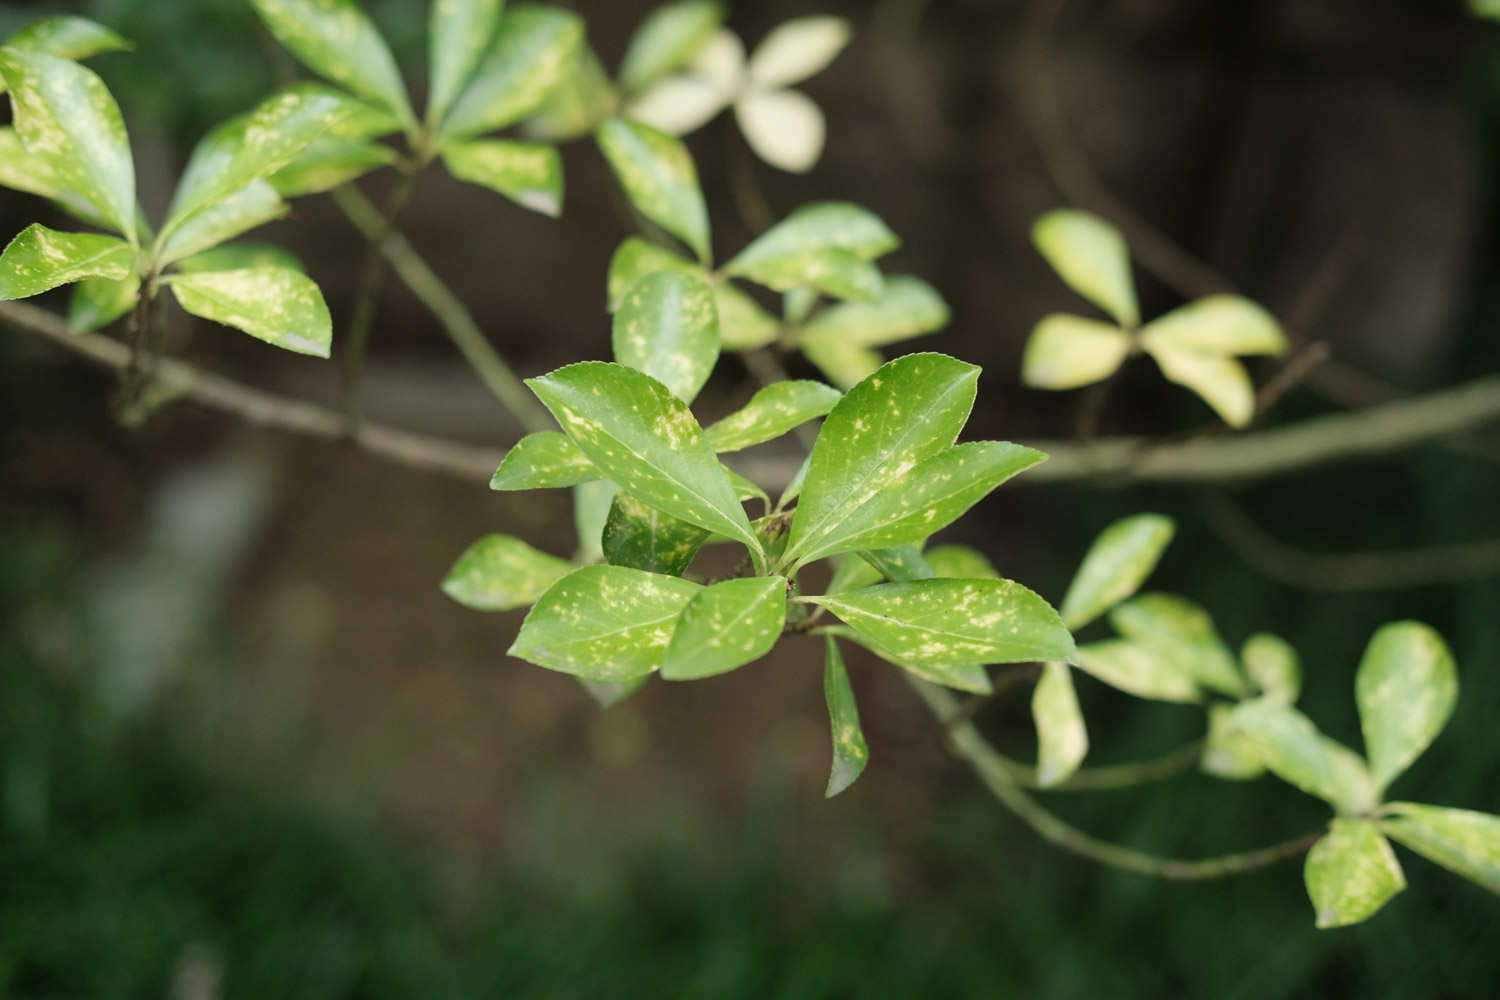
3 0 1500 996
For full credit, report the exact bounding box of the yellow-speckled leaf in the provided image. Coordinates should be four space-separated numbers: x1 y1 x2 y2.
167 267 331 357
1381 803 1500 895
611 270 719 404
249 0 413 126
660 575 786 679
856 545 934 583
1059 514 1175 630
797 275 949 348
1032 208 1138 328
573 480 618 564
427 0 503 126
441 534 573 611
595 115 711 262
606 236 695 309
925 544 999 581
176 243 304 274
1138 294 1285 357
822 635 869 797
68 272 139 332
439 5 583 139
619 0 725 93
2 15 131 93
0 224 133 300
800 330 883 389
1355 621 1457 792
269 139 398 198
158 180 288 266
523 41 617 143
1305 819 1406 929
1075 639 1199 703
491 431 600 490
1109 592 1249 698
1200 702 1265 780
0 49 136 242
726 202 898 290
1226 701 1379 814
602 493 709 576
1021 313 1132 391
509 564 701 680
1242 632 1301 703
705 380 842 452
1033 661 1088 786
1147 346 1256 427
442 138 563 216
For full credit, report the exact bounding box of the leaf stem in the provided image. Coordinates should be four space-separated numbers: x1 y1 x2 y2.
907 674 1321 879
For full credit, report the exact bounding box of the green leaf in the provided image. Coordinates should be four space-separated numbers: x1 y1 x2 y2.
595 116 711 262
741 247 883 302
0 224 133 301
802 578 1078 676
856 545 935 583
713 282 780 350
1305 819 1406 929
723 465 769 510
726 203 897 296
249 0 413 126
801 334 884 390
1137 294 1285 357
602 493 708 576
1033 661 1088 787
580 675 648 708
1021 314 1132 391
606 236 693 309
176 243 304 274
573 480 618 563
167 267 332 357
522 41 618 142
427 0 503 127
525 362 762 566
1032 208 1138 328
441 534 573 611
924 544 999 581
509 565 701 680
705 380 842 452
796 275 949 348
611 270 719 404
491 431 599 490
0 49 136 242
785 353 979 570
1109 593 1249 698
792 441 1046 566
268 139 398 198
1242 633 1301 703
1380 803 1500 894
602 238 778 349
158 180 288 266
1075 639 1198 703
163 85 351 241
3 16 130 69
439 5 584 139
828 626 994 694
828 554 883 595
660 575 786 680
67 273 139 332
1225 701 1378 813
822 635 869 797
1354 621 1457 792
777 452 811 511
441 138 563 217
1058 514 1175 630
1146 346 1255 428
1200 702 1265 780
619 0 725 93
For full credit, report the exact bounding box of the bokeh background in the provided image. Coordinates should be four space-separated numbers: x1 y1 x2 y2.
3 0 1500 995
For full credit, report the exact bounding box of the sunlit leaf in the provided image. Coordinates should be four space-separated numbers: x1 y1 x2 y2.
1032 208 1138 328
158 180 288 266
735 86 825 173
1146 346 1256 428
602 493 708 576
1020 313 1132 391
1305 819 1406 929
797 276 949 348
442 534 573 611
823 635 869 797
249 0 413 126
67 272 139 332
1033 661 1088 786
705 380 842 452
509 564 701 680
1109 592 1249 698
726 203 898 289
1381 803 1500 895
1137 294 1285 357
427 0 503 127
619 0 725 93
747 15 850 88
1058 514 1175 630
440 5 584 138
1075 639 1198 703
627 76 727 134
269 139 398 198
441 138 563 216
595 116 711 262
0 224 133 301
689 29 746 93
660 575 786 679
491 430 599 490
167 266 331 357
612 270 719 403
1355 621 1457 792
1242 633 1301 704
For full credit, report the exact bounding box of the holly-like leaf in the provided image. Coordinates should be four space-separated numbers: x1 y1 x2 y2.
525 362 763 566
0 224 133 301
1225 701 1379 814
427 0 503 127
1305 819 1406 929
612 270 719 404
1033 661 1088 787
746 15 851 89
167 267 331 357
441 534 573 611
1021 314 1132 391
602 493 709 576
1380 803 1500 895
822 635 869 797
491 430 599 490
1109 593 1249 698
1355 621 1457 792
595 116 711 262
784 353 979 570
925 544 999 581
158 180 288 266
726 202 898 290
1032 208 1138 328
440 5 584 138
802 578 1077 676
509 564 701 680
0 49 136 242
68 272 140 332
269 139 398 198
1242 633 1301 703
705 380 842 453
1146 346 1255 428
441 138 563 217
1137 295 1285 358
801 334 883 390
660 575 786 680
797 275 949 349
249 0 413 127
619 0 725 93
1075 639 1199 703
1058 514 1175 630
